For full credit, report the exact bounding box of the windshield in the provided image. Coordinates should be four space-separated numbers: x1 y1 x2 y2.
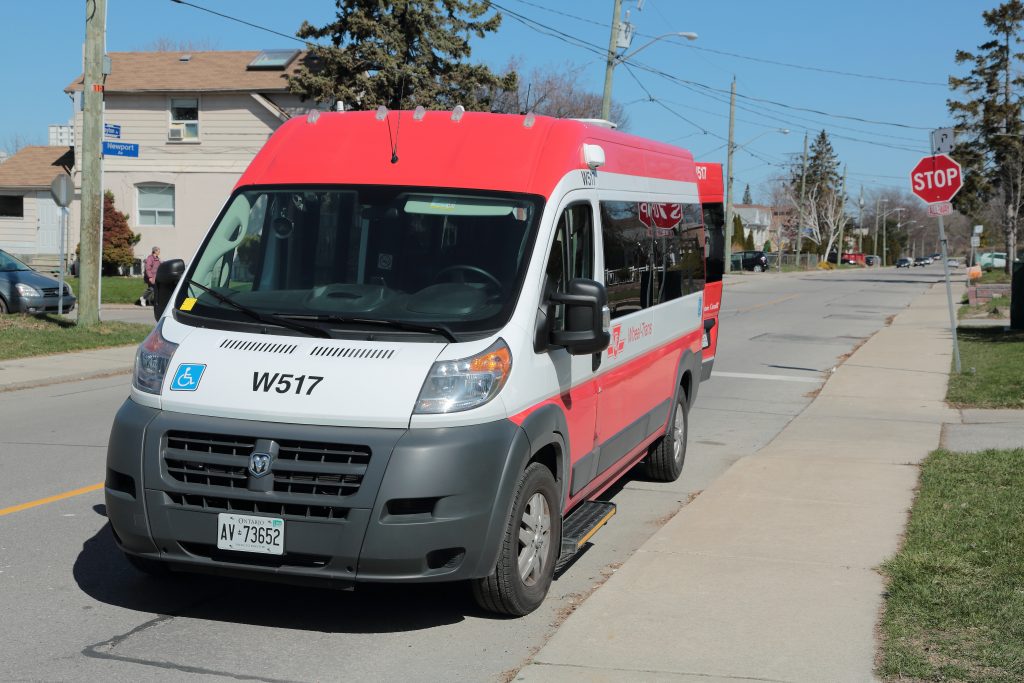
177 187 542 338
0 250 32 272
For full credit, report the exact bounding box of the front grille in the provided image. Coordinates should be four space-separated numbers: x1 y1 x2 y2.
162 431 371 499
166 491 349 520
41 287 58 296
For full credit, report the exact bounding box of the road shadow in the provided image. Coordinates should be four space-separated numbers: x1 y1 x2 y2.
75 506 485 633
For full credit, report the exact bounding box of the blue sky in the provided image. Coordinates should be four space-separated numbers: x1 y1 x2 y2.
0 1 994 202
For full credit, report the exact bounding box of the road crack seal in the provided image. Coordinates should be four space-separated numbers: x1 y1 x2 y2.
82 613 302 683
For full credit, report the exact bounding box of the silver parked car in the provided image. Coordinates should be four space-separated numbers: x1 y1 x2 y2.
0 249 76 314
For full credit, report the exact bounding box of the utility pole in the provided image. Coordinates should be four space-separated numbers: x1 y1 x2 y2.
796 131 808 269
601 0 623 121
857 184 864 253
873 198 879 263
78 0 106 327
835 165 847 267
723 77 736 274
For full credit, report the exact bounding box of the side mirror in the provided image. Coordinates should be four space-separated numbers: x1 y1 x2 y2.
154 259 185 320
550 278 610 355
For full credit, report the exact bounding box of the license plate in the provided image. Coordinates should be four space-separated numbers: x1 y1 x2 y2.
216 513 284 555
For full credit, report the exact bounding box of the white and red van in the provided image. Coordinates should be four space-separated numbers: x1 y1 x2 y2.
106 110 710 615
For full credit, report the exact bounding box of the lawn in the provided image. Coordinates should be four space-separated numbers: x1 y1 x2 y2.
0 314 150 361
947 327 1024 408
958 295 1011 320
65 276 147 305
878 449 1024 682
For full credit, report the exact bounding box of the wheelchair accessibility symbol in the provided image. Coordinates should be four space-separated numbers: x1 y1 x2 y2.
170 363 206 391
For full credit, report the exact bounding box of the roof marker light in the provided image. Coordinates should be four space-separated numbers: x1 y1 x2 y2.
451 105 465 122
413 106 426 121
583 143 606 171
375 106 388 121
523 111 536 128
305 109 320 124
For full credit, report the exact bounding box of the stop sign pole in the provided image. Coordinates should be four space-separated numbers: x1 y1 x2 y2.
910 153 962 373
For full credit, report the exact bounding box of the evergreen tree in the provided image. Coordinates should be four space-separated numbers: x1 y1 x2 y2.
742 184 752 204
101 191 140 275
949 0 1024 273
743 228 755 250
732 215 746 250
288 0 517 111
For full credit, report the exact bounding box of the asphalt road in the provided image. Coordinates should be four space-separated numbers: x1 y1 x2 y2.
0 266 956 682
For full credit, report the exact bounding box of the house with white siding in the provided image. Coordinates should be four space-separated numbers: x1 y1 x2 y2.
0 146 74 270
64 49 311 264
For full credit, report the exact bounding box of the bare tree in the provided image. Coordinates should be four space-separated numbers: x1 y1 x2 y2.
139 37 220 51
788 184 850 259
491 58 630 130
2 132 43 156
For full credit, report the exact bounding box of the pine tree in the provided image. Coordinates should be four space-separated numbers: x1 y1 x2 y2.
288 0 517 111
732 215 746 250
742 184 752 204
949 0 1024 273
101 191 140 275
743 227 755 250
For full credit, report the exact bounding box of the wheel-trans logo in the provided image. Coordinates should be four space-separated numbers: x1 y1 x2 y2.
170 363 206 391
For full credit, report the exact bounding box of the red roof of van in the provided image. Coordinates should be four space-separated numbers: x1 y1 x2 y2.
236 111 696 198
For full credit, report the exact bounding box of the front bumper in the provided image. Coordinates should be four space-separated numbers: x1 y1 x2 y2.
13 293 76 313
105 400 528 586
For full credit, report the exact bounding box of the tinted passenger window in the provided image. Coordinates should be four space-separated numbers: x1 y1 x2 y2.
546 203 595 328
600 200 705 319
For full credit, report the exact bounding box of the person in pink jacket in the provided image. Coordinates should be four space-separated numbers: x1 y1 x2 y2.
140 246 160 306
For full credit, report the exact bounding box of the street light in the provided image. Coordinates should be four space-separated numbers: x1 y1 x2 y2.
724 128 790 273
601 31 698 120
879 207 905 266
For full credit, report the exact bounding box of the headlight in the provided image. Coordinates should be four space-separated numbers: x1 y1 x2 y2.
414 339 512 414
15 283 41 297
133 320 179 395
63 283 73 296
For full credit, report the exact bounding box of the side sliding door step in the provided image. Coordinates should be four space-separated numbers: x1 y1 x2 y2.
559 501 616 563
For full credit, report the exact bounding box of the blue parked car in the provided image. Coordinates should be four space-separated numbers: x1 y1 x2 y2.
0 249 76 314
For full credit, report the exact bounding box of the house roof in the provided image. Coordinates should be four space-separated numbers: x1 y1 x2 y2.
65 50 309 94
0 146 73 190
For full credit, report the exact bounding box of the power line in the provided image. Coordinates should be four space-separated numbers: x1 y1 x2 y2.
504 0 946 87
170 0 312 46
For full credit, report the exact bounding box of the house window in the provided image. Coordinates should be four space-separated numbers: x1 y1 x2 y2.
169 98 199 141
138 184 175 226
0 195 24 218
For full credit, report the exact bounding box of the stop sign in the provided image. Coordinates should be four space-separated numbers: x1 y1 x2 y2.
910 154 963 204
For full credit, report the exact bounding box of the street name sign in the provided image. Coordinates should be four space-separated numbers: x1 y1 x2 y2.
971 235 981 247
102 141 138 157
927 201 953 217
910 154 962 204
103 123 121 139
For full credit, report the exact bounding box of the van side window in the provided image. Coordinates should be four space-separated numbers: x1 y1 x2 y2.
600 200 705 319
546 203 595 328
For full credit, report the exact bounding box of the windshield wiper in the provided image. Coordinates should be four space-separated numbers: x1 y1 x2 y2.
183 280 331 339
279 314 458 343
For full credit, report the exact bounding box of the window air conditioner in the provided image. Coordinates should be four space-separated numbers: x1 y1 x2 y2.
168 127 184 141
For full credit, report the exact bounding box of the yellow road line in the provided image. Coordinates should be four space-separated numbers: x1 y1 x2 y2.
0 482 103 517
735 293 800 314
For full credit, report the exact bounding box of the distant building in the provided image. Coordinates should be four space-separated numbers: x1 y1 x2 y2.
64 49 311 262
0 146 74 269
48 124 75 147
734 204 773 249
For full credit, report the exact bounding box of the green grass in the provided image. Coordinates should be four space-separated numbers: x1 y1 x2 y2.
959 296 1012 320
878 449 1024 683
947 328 1024 408
65 276 147 305
977 270 1011 285
0 314 150 361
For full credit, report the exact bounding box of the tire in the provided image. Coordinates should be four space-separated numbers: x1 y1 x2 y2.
472 463 561 616
0 296 7 314
753 264 764 272
644 389 688 482
125 552 172 578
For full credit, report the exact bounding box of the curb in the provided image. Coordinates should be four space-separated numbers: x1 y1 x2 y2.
0 366 133 393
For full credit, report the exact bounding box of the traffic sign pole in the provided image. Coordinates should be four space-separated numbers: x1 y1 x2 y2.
909 152 963 374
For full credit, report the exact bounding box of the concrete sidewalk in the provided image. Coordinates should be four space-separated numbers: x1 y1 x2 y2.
0 345 136 392
518 283 964 682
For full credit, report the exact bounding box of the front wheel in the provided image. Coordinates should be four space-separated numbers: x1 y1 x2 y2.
753 264 764 272
644 390 688 482
472 463 561 616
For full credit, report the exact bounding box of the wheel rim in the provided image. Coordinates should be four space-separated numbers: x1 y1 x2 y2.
672 403 685 465
518 492 551 586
